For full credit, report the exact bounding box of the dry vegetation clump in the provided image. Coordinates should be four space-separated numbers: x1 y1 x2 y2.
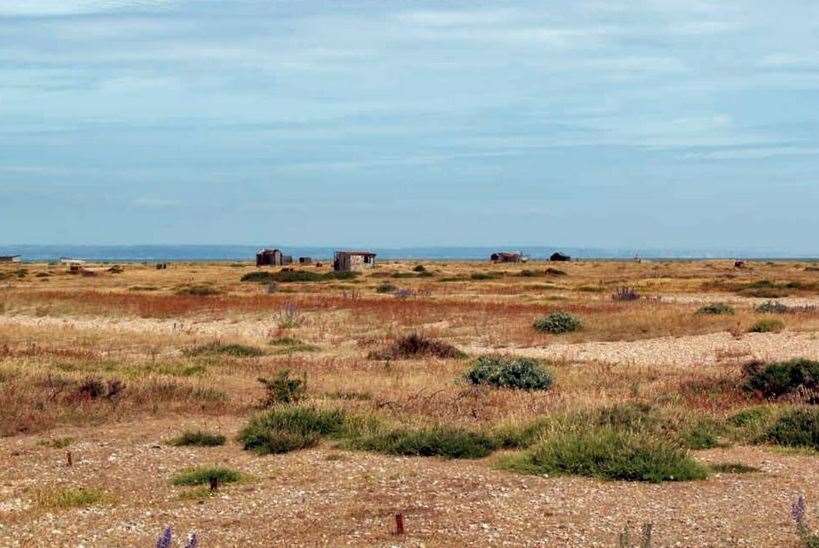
168 429 226 447
368 333 465 360
743 358 819 402
696 302 735 315
748 318 785 333
184 341 265 358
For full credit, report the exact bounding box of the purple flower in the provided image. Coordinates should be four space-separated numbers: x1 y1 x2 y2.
156 526 173 548
184 532 199 548
792 495 807 525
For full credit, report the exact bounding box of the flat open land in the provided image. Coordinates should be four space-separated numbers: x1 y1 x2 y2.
1 259 818 546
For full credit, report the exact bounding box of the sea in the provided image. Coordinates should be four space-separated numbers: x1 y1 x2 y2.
1 245 816 263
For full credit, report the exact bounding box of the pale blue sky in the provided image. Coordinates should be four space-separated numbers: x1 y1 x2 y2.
1 1 818 252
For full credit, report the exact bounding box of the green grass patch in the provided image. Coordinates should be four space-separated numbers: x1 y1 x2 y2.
184 342 265 358
168 429 226 447
350 426 497 459
268 337 319 354
501 427 708 483
238 405 347 455
171 466 242 486
743 358 819 399
696 302 735 315
35 487 107 509
764 407 819 450
748 318 784 333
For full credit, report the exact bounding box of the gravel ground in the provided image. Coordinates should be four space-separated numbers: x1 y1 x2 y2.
0 418 814 547
466 331 819 367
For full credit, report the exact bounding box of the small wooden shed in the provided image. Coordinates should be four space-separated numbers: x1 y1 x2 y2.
256 249 293 267
550 252 571 262
334 251 376 272
0 255 21 263
490 252 522 263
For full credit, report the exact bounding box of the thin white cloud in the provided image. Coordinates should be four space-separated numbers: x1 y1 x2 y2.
0 0 172 17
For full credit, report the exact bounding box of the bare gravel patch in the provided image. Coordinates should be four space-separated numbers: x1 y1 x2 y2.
466 331 819 367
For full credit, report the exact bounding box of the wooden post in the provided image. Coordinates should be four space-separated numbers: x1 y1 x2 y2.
66 451 72 466
209 477 219 492
394 513 405 535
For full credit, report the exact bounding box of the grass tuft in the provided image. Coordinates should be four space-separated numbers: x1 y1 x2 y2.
533 311 582 334
168 429 226 447
35 487 107 509
350 426 497 459
184 342 265 358
171 466 242 486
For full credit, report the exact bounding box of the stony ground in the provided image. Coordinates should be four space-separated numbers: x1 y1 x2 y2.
0 418 815 547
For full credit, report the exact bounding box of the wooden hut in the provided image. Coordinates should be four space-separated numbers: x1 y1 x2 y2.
333 251 376 272
490 252 522 263
256 249 293 267
0 255 21 263
550 252 571 262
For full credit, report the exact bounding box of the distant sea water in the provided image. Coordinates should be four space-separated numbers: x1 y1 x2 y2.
1 245 816 262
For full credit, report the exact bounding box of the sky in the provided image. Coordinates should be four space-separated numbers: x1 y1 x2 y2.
1 1 818 252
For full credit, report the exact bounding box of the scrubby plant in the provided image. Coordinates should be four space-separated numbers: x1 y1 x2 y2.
755 300 790 314
268 337 319 354
238 405 346 455
466 355 553 391
412 264 427 272
276 303 303 329
545 267 566 276
748 318 784 333
176 285 220 296
171 466 242 486
240 271 275 283
765 408 819 449
369 333 465 360
257 370 307 406
533 311 582 334
184 342 265 358
696 302 735 315
35 487 107 509
350 426 497 459
743 359 819 400
611 286 640 301
375 282 397 293
791 495 819 548
502 427 708 482
710 462 759 474
168 430 226 447
470 272 499 280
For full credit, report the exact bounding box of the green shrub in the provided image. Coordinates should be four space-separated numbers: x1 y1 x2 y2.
743 359 819 399
171 466 242 486
748 318 784 333
268 337 319 354
257 370 306 406
490 418 550 449
755 300 790 314
466 355 553 391
679 418 723 449
238 406 346 454
351 426 497 459
696 302 735 315
533 312 582 334
765 408 819 449
184 342 265 357
502 427 708 482
375 282 397 293
168 430 226 447
412 265 427 272
240 271 276 283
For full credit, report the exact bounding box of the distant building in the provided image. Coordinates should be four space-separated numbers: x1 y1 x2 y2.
0 255 21 263
298 257 313 264
256 249 293 267
550 252 571 262
334 251 376 272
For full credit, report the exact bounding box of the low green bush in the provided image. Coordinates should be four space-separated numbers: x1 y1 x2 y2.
502 427 708 483
743 358 819 399
240 271 276 283
764 407 819 449
257 370 306 406
466 355 553 390
533 312 582 334
171 466 242 486
696 302 735 315
375 282 397 293
755 300 790 314
176 285 220 296
350 426 497 459
748 318 784 333
168 430 226 447
238 406 346 454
